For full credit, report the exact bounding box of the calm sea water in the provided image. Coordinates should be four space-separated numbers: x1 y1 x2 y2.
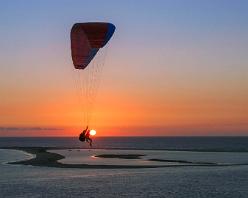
1 137 248 151
1 137 248 198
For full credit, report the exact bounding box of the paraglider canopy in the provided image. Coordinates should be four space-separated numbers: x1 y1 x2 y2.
71 22 116 69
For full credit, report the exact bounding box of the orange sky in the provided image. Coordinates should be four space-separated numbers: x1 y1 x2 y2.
1 75 247 136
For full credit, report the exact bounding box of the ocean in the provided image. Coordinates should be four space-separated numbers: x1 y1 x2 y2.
0 136 248 151
1 137 248 198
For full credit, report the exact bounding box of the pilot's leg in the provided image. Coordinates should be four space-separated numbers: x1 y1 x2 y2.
89 138 92 147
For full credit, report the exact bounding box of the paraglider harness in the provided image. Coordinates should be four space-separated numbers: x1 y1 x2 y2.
79 126 92 146
79 126 88 142
79 131 86 142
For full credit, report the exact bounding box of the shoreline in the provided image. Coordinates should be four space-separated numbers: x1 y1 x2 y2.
1 147 247 169
2 147 166 169
1 145 248 153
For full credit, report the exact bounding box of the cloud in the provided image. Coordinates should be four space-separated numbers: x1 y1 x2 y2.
0 127 62 131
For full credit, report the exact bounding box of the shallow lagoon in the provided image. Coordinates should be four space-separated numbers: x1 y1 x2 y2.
50 149 248 166
1 149 248 198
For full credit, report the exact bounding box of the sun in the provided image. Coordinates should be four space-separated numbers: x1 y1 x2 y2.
89 129 96 136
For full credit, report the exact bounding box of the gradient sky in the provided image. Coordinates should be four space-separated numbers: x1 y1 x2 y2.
0 0 247 136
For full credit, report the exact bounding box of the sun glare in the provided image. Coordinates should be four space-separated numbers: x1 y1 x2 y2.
90 129 96 136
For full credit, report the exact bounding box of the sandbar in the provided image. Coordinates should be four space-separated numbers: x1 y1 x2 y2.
2 147 247 169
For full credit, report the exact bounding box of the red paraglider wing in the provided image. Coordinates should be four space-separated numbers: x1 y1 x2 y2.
71 28 92 69
71 22 115 69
